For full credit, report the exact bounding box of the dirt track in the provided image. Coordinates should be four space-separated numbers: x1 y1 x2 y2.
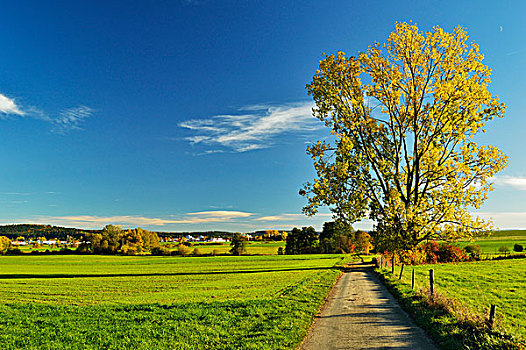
299 263 439 350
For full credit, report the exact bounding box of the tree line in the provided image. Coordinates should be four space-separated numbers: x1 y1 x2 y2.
77 225 160 255
0 224 93 240
284 222 372 255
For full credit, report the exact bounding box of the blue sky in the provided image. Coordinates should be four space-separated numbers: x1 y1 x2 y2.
0 0 525 231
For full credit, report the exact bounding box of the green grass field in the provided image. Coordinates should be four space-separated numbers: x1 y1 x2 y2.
483 229 526 239
393 259 526 341
456 230 526 256
179 241 286 255
15 241 285 255
456 239 526 256
0 254 347 349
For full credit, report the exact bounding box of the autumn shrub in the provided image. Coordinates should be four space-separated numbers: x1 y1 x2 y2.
176 245 191 256
384 241 468 266
464 244 481 260
422 241 440 264
498 246 510 255
151 246 171 256
436 242 468 262
192 248 201 256
399 247 427 265
122 245 138 256
5 248 23 255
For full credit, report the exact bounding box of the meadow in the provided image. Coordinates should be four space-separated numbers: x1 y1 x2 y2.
15 241 286 255
456 230 526 257
380 259 526 348
0 254 347 349
173 241 286 255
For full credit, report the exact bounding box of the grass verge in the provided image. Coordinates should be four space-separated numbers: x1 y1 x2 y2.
374 267 525 350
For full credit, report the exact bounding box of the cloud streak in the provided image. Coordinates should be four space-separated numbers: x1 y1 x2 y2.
53 106 94 134
491 176 526 190
0 92 93 133
8 210 381 231
26 211 255 229
179 101 319 152
254 213 331 221
474 212 526 230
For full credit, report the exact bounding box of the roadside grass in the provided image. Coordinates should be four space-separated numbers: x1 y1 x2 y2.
376 259 526 349
0 254 347 349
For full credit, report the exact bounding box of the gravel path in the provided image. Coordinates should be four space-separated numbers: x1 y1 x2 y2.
299 263 439 350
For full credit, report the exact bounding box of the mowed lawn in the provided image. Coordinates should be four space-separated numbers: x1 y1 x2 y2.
396 259 526 339
0 254 346 349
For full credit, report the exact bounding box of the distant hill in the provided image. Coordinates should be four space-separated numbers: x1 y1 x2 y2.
0 225 240 240
488 229 526 238
0 224 96 240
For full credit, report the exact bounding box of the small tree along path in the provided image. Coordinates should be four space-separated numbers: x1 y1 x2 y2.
299 262 438 350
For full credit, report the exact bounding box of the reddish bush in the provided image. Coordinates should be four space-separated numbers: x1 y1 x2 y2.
382 241 468 266
399 247 427 265
436 242 468 262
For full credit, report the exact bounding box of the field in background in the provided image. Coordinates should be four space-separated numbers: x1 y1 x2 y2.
173 241 286 255
457 230 526 257
394 259 526 339
0 254 347 349
14 240 286 255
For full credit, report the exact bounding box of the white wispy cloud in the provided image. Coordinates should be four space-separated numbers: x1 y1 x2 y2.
179 101 319 152
0 94 25 116
254 213 330 221
52 106 94 133
506 48 526 56
491 176 526 190
8 210 379 231
0 92 93 133
186 211 253 219
25 211 255 229
473 212 526 230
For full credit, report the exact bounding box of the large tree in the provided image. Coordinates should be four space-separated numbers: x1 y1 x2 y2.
300 22 507 252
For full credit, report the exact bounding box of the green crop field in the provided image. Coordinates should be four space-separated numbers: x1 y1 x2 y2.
0 254 347 349
456 239 526 256
454 230 526 257
11 241 286 255
175 241 286 255
394 259 526 340
483 229 526 239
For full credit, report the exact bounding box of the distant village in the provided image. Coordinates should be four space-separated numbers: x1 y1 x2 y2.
7 230 278 248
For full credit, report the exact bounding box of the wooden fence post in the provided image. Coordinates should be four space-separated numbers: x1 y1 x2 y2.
429 269 434 298
489 304 496 329
398 264 405 280
411 269 415 290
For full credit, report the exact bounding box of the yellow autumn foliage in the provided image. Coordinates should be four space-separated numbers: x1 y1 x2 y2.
301 22 507 251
